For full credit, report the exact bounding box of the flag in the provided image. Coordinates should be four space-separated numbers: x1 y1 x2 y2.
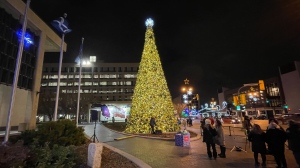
51 13 72 34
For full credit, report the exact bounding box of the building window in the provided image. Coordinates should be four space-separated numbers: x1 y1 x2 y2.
100 81 107 85
48 82 57 86
68 75 74 79
93 82 98 86
93 74 98 78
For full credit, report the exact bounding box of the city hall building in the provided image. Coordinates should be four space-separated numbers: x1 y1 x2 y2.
0 0 64 131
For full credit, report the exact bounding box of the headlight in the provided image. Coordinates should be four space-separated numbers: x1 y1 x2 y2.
232 119 235 122
238 120 241 122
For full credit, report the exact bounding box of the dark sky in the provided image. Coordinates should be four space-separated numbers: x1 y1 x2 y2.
28 0 300 104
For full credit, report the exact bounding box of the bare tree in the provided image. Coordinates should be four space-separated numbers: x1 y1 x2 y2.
173 103 187 118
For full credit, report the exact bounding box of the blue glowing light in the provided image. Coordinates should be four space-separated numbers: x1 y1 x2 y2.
16 30 33 47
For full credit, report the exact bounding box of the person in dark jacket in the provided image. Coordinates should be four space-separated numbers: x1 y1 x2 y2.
149 117 156 134
286 120 300 167
244 116 252 135
202 118 218 159
266 119 287 168
248 124 267 167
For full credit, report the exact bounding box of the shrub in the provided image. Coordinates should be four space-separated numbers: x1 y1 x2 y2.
25 139 79 167
35 119 86 147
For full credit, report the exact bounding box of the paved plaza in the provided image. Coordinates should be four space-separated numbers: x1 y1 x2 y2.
83 119 297 168
0 120 297 168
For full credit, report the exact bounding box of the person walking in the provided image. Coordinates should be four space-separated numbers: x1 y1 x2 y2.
248 124 267 167
266 119 287 168
150 117 156 134
244 116 253 135
215 119 226 158
286 120 300 167
202 118 218 160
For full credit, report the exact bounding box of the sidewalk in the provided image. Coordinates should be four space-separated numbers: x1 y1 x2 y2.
184 120 297 168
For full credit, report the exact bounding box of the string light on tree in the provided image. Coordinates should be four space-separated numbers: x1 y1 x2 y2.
125 18 179 133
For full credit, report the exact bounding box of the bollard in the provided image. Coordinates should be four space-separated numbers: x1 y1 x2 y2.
229 126 231 136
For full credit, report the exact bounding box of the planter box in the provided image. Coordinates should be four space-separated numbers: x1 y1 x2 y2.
175 133 190 146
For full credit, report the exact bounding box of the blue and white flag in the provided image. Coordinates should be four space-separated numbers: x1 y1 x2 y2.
51 13 72 34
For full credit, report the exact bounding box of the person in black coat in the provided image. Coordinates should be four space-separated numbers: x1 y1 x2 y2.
149 117 156 134
248 124 267 166
202 119 218 159
286 120 300 167
266 119 287 168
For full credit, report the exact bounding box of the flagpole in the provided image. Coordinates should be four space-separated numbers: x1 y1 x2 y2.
76 37 84 127
3 0 31 145
53 33 65 121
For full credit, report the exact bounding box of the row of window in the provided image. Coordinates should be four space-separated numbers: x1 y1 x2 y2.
43 66 138 73
43 95 132 102
60 89 134 94
42 74 137 79
41 81 134 87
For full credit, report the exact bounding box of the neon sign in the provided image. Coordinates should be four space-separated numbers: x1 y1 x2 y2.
16 30 33 47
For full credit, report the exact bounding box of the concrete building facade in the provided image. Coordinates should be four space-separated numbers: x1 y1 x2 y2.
0 0 63 130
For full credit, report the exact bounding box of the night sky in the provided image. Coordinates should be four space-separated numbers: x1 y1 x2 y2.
27 0 300 104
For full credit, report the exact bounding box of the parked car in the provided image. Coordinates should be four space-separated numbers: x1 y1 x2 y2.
221 116 241 124
275 113 300 125
254 115 268 120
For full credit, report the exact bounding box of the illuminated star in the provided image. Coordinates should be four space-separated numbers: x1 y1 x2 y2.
145 18 154 27
184 78 189 84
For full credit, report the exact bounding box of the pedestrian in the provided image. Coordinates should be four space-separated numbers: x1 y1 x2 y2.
202 118 218 160
266 119 287 168
188 116 193 126
112 116 115 124
286 120 300 167
150 117 156 134
200 117 207 136
244 116 253 135
248 124 267 167
215 119 226 158
182 118 187 130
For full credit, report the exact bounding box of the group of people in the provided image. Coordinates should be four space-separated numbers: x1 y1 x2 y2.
247 118 300 168
201 117 226 159
200 116 300 168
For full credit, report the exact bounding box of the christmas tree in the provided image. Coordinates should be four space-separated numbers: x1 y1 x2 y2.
125 18 179 133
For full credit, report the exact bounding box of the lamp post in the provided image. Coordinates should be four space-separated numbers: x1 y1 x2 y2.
3 0 31 145
51 14 72 121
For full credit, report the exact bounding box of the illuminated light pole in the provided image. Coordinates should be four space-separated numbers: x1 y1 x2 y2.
3 0 31 145
51 13 72 121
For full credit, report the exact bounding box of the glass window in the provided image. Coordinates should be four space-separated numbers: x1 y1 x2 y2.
48 82 57 86
100 81 107 85
68 75 74 79
93 82 98 86
94 74 98 78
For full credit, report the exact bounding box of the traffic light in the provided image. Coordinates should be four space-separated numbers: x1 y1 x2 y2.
236 105 241 110
240 94 246 105
259 80 265 90
233 96 238 106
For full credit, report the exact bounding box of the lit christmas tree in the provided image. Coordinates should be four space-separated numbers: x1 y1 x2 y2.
125 18 179 133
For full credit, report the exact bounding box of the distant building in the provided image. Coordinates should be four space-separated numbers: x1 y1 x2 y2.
0 0 63 131
218 61 300 118
40 61 139 122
